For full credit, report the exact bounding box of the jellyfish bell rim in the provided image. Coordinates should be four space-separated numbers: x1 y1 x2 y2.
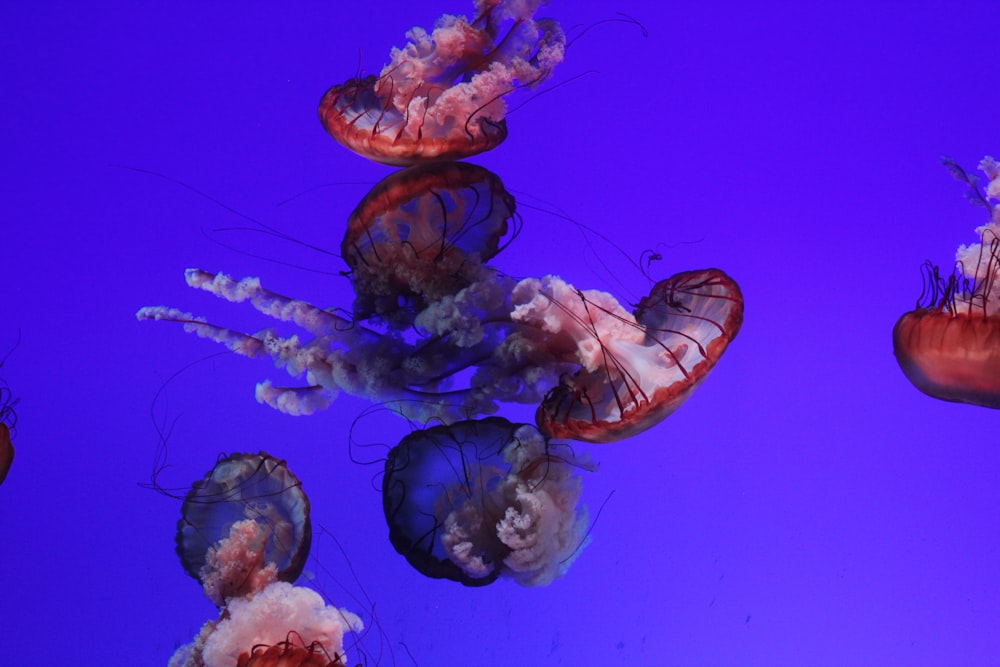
893 307 1000 409
318 76 509 167
536 268 745 443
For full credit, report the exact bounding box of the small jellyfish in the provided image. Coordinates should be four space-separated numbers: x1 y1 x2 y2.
176 452 312 605
382 417 592 587
319 0 565 165
343 160 518 326
894 156 1000 408
511 269 744 442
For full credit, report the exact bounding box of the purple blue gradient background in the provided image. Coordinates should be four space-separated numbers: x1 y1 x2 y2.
3 2 1000 665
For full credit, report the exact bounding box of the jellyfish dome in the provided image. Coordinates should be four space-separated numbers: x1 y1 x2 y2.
893 156 1000 409
318 0 565 165
177 452 312 605
382 417 592 587
512 269 744 442
343 160 517 326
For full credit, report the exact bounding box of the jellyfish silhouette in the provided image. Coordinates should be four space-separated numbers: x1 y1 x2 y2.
893 156 1000 408
513 269 745 442
344 160 518 326
319 0 565 165
176 451 312 606
382 417 591 587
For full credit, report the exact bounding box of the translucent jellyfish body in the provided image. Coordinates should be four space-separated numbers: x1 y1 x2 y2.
318 0 565 165
139 264 743 440
512 269 745 442
382 418 591 587
177 452 312 605
893 157 1000 409
343 161 517 326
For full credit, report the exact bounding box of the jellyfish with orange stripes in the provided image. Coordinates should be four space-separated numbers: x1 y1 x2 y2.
343 160 518 327
318 0 565 165
893 156 1000 408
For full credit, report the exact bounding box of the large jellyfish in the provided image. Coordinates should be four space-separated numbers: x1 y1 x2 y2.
893 156 1000 408
382 417 592 587
138 262 743 441
342 160 518 327
318 0 565 165
176 452 312 606
170 453 363 667
512 269 744 442
140 158 742 441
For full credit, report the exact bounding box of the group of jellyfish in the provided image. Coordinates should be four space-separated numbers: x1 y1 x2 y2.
126 1 1000 665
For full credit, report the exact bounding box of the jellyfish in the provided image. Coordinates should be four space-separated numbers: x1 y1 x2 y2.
0 392 14 487
511 269 745 442
318 0 565 165
169 581 363 667
893 156 1000 408
0 331 20 486
170 454 363 667
0 418 12 487
139 260 743 442
382 417 591 587
176 452 312 605
343 160 518 327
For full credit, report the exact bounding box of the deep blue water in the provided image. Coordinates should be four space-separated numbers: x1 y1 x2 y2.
3 2 1000 665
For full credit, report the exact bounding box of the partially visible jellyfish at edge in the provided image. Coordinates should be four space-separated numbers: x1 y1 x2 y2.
382 417 593 587
0 330 20 487
318 0 565 165
169 452 363 667
893 155 1000 408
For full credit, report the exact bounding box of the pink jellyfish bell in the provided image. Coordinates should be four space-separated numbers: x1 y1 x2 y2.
512 269 744 442
319 0 565 165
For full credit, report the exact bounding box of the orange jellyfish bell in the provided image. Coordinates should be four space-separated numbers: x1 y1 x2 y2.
512 268 744 443
318 0 565 165
893 307 1000 408
893 156 1000 409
